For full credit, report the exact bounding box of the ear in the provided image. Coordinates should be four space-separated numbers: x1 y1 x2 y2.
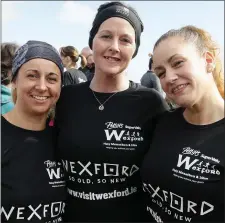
66 56 72 63
205 51 215 73
205 51 214 63
11 80 16 89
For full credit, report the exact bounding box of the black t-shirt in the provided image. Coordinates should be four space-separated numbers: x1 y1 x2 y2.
1 117 66 223
63 68 87 87
55 81 168 222
141 108 224 222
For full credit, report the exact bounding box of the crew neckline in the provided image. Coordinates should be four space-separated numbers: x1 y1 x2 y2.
177 107 225 130
88 80 138 96
1 115 49 133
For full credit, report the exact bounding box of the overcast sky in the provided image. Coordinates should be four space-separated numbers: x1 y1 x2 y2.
3 1 224 82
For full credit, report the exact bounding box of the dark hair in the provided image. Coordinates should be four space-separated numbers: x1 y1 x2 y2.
60 46 87 68
153 25 224 98
94 1 143 28
89 1 144 58
1 42 19 85
148 53 153 71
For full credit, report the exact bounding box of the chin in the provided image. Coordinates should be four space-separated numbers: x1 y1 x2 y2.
104 68 124 77
173 97 195 108
30 106 52 116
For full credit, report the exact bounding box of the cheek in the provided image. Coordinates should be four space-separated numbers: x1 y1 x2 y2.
160 80 168 93
16 83 33 96
50 85 61 100
124 46 135 61
92 39 102 55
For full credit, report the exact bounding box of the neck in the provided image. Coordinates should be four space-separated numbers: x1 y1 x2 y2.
3 105 47 131
90 70 130 93
66 63 76 70
6 83 12 88
183 88 224 125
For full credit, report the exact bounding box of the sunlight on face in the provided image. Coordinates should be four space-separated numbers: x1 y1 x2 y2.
153 37 210 107
92 17 136 77
13 58 61 115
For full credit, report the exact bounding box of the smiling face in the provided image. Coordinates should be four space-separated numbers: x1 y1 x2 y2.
12 58 61 116
153 37 213 107
92 17 136 77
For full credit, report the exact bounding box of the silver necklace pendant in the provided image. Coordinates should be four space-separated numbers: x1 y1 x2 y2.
99 105 104 111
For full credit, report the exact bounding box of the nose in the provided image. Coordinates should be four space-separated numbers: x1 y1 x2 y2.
109 38 120 53
165 70 178 84
35 77 48 91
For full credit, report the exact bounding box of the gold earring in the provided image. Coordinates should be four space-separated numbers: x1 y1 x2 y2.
207 64 215 73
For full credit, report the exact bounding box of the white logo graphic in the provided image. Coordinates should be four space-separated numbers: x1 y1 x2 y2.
182 147 201 156
62 160 139 177
1 202 65 221
177 155 220 175
103 121 143 144
116 7 129 16
105 130 125 141
44 160 65 188
143 183 214 217
78 77 86 83
177 155 199 170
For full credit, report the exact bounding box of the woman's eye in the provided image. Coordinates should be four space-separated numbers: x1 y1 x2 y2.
101 35 111 39
27 74 37 79
121 38 131 43
157 72 165 78
48 77 57 82
173 61 184 67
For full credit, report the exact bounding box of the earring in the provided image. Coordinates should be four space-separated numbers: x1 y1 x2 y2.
207 64 215 73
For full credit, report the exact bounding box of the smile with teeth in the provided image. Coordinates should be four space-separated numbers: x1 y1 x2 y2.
31 95 49 101
172 84 189 94
104 56 120 62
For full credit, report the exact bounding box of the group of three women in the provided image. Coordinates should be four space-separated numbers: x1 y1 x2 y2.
2 1 224 222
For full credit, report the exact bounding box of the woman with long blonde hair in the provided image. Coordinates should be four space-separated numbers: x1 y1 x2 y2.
141 25 224 222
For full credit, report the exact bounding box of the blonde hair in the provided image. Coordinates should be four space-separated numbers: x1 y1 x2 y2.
153 25 224 99
60 46 87 68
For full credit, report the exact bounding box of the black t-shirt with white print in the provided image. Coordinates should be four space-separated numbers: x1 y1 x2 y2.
1 117 66 223
141 108 224 222
55 81 168 222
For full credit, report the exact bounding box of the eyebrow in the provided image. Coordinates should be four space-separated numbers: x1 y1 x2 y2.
154 54 182 71
99 30 133 38
99 30 111 34
26 69 59 76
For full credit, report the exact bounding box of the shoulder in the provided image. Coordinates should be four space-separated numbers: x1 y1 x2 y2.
62 81 89 92
67 68 84 75
57 82 90 107
130 81 164 100
155 107 184 125
128 81 169 113
68 69 87 80
140 71 150 82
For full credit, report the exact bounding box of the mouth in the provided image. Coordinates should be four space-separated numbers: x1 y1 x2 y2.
171 83 189 94
104 56 121 62
31 95 50 101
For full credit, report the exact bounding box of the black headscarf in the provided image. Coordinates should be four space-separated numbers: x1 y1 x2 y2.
12 40 64 81
89 3 144 58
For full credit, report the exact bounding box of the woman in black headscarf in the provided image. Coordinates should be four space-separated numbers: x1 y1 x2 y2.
1 40 66 223
55 2 168 222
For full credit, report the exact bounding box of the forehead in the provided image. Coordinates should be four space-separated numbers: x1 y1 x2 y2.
20 58 60 73
98 17 135 36
153 37 198 65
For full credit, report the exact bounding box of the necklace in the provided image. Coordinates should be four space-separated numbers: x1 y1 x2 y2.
91 90 118 111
